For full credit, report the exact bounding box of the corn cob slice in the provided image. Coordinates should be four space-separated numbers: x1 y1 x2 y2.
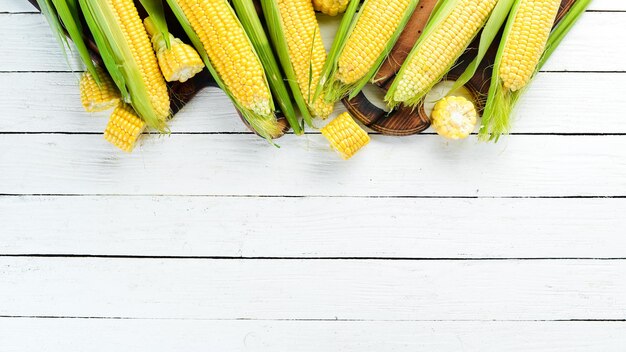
104 104 146 152
261 0 334 120
313 0 349 16
79 0 170 132
165 0 282 140
386 0 498 108
143 17 204 83
431 96 477 140
318 0 420 103
80 67 121 112
479 0 583 142
321 112 370 160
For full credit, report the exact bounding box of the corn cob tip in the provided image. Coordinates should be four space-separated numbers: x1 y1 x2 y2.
80 69 121 112
104 104 146 152
431 96 477 140
313 0 349 16
321 112 370 159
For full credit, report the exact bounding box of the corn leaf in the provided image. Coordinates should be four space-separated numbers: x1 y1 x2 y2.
138 0 170 48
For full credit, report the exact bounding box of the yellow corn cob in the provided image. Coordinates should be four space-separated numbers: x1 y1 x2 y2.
390 0 498 105
276 0 333 118
336 0 414 85
499 0 561 91
321 112 370 159
104 104 146 152
144 17 204 83
79 67 121 112
312 0 349 16
175 0 272 118
431 96 477 140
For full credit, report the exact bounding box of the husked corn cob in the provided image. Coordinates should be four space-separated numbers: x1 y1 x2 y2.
431 96 477 140
312 0 349 16
80 67 121 112
80 0 170 131
175 0 273 118
388 0 498 107
275 0 334 118
499 0 561 91
144 17 204 83
104 104 146 152
321 112 370 159
336 0 414 85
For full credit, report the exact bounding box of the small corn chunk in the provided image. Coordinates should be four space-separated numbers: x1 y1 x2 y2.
312 0 349 16
389 0 498 106
104 104 146 152
321 112 370 159
144 17 204 83
499 0 560 91
336 0 414 85
431 96 477 140
79 68 121 112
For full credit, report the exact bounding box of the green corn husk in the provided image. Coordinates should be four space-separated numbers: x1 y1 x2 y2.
137 0 170 48
385 0 505 109
232 0 303 135
479 0 592 142
165 0 282 142
79 0 170 132
315 0 420 104
36 0 100 82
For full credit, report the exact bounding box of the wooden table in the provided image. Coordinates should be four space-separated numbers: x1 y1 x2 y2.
1 1 625 350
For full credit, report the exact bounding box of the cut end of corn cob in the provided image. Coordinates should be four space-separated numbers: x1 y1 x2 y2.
313 0 349 16
387 0 498 108
144 17 204 83
104 104 146 152
321 112 370 159
431 96 477 140
80 68 121 112
499 0 560 92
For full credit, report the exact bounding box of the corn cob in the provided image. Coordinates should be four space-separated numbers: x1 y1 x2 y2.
312 0 349 16
104 104 146 152
318 0 420 103
431 96 477 140
143 17 204 83
166 0 281 139
321 112 370 159
499 0 561 91
80 67 121 112
262 0 334 119
387 0 498 108
80 0 170 131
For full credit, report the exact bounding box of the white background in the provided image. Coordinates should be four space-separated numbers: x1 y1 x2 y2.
1 1 626 350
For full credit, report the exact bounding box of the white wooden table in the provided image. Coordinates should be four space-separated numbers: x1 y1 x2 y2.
1 1 626 350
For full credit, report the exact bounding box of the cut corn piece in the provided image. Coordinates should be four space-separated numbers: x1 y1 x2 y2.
80 67 121 112
499 0 561 91
313 0 349 16
144 17 204 83
266 0 334 119
104 104 146 152
431 96 477 140
387 0 498 107
167 0 281 139
321 112 370 159
80 0 170 131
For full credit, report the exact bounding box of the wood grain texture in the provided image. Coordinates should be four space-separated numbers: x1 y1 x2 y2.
2 258 626 320
2 134 626 196
2 196 626 258
2 12 625 72
1 319 625 352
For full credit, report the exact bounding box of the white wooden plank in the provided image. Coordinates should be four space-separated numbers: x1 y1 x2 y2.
1 258 625 320
0 2 37 12
589 1 626 10
2 12 625 72
2 196 626 258
1 319 625 352
1 72 621 133
1 134 626 196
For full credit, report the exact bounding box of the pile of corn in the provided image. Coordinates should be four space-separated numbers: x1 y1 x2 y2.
37 0 590 158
